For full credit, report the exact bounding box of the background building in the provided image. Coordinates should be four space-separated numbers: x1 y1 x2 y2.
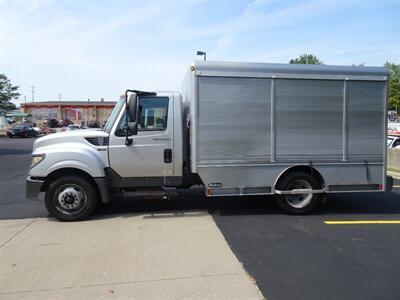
21 101 116 127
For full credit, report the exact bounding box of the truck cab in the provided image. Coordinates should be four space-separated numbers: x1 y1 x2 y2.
27 91 186 221
106 92 183 182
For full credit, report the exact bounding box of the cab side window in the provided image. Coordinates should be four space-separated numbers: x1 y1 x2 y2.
115 97 169 136
138 97 169 131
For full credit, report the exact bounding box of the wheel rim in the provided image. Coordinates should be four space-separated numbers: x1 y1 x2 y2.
285 179 313 209
54 184 87 215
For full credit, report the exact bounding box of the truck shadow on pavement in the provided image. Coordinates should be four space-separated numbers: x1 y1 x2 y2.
2 190 400 221
92 189 400 220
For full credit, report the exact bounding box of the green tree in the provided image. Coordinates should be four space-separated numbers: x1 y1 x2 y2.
0 74 20 111
289 54 323 65
1 101 17 111
385 62 400 111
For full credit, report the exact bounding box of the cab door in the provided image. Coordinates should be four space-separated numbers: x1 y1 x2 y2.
108 96 173 178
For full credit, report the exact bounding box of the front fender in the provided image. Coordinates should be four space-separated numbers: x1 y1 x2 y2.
46 159 105 177
29 142 107 178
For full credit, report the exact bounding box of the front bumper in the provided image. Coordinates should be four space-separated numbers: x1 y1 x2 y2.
26 176 44 200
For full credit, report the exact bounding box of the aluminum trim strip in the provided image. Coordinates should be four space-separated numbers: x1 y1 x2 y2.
195 71 387 81
197 162 384 167
383 81 388 189
207 192 274 197
275 189 325 194
342 80 348 161
325 190 385 194
270 78 276 162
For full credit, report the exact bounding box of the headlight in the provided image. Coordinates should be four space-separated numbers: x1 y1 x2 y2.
31 154 45 168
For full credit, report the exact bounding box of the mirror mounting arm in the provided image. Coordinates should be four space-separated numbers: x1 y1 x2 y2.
125 136 133 146
124 90 131 146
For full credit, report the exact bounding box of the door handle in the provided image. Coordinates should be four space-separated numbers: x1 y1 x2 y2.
153 137 171 141
164 149 172 163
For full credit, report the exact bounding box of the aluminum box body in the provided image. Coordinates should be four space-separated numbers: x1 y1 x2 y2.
183 61 389 195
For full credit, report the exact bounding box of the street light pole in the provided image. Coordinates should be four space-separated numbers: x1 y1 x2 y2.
196 51 206 61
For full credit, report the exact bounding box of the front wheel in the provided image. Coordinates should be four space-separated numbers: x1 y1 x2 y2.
45 175 98 221
275 171 322 215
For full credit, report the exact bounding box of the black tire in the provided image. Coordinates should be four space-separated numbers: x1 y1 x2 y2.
275 171 321 215
45 175 98 221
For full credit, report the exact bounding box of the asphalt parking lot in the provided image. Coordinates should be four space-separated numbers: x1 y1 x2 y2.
1 137 400 300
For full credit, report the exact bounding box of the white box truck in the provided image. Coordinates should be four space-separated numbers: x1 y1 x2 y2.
26 61 392 221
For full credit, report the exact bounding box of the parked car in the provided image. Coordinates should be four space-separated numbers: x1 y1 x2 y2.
62 124 85 131
388 123 400 136
7 124 37 138
59 119 73 127
33 127 43 136
41 126 56 135
387 135 400 148
21 121 34 127
88 120 99 128
43 118 59 128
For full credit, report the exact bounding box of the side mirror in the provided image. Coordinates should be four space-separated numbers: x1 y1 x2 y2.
128 93 137 123
124 92 138 145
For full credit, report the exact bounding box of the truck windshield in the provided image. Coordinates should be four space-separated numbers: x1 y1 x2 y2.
103 96 125 133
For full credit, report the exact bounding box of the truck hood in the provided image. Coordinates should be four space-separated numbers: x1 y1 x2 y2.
33 129 109 151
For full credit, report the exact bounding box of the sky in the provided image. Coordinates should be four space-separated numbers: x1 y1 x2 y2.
0 0 399 105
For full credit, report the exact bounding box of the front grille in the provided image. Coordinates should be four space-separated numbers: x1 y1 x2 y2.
85 137 109 146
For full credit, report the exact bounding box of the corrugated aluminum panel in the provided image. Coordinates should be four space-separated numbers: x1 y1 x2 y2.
275 79 343 161
347 81 385 161
197 76 271 164
190 62 386 191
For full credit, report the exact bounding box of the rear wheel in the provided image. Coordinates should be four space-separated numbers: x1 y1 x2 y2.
45 175 98 221
275 171 322 215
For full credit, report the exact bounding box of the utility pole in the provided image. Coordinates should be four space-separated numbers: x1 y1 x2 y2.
24 95 27 104
30 86 35 103
58 93 62 102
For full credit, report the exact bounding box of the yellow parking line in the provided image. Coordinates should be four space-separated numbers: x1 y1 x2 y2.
325 220 400 225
